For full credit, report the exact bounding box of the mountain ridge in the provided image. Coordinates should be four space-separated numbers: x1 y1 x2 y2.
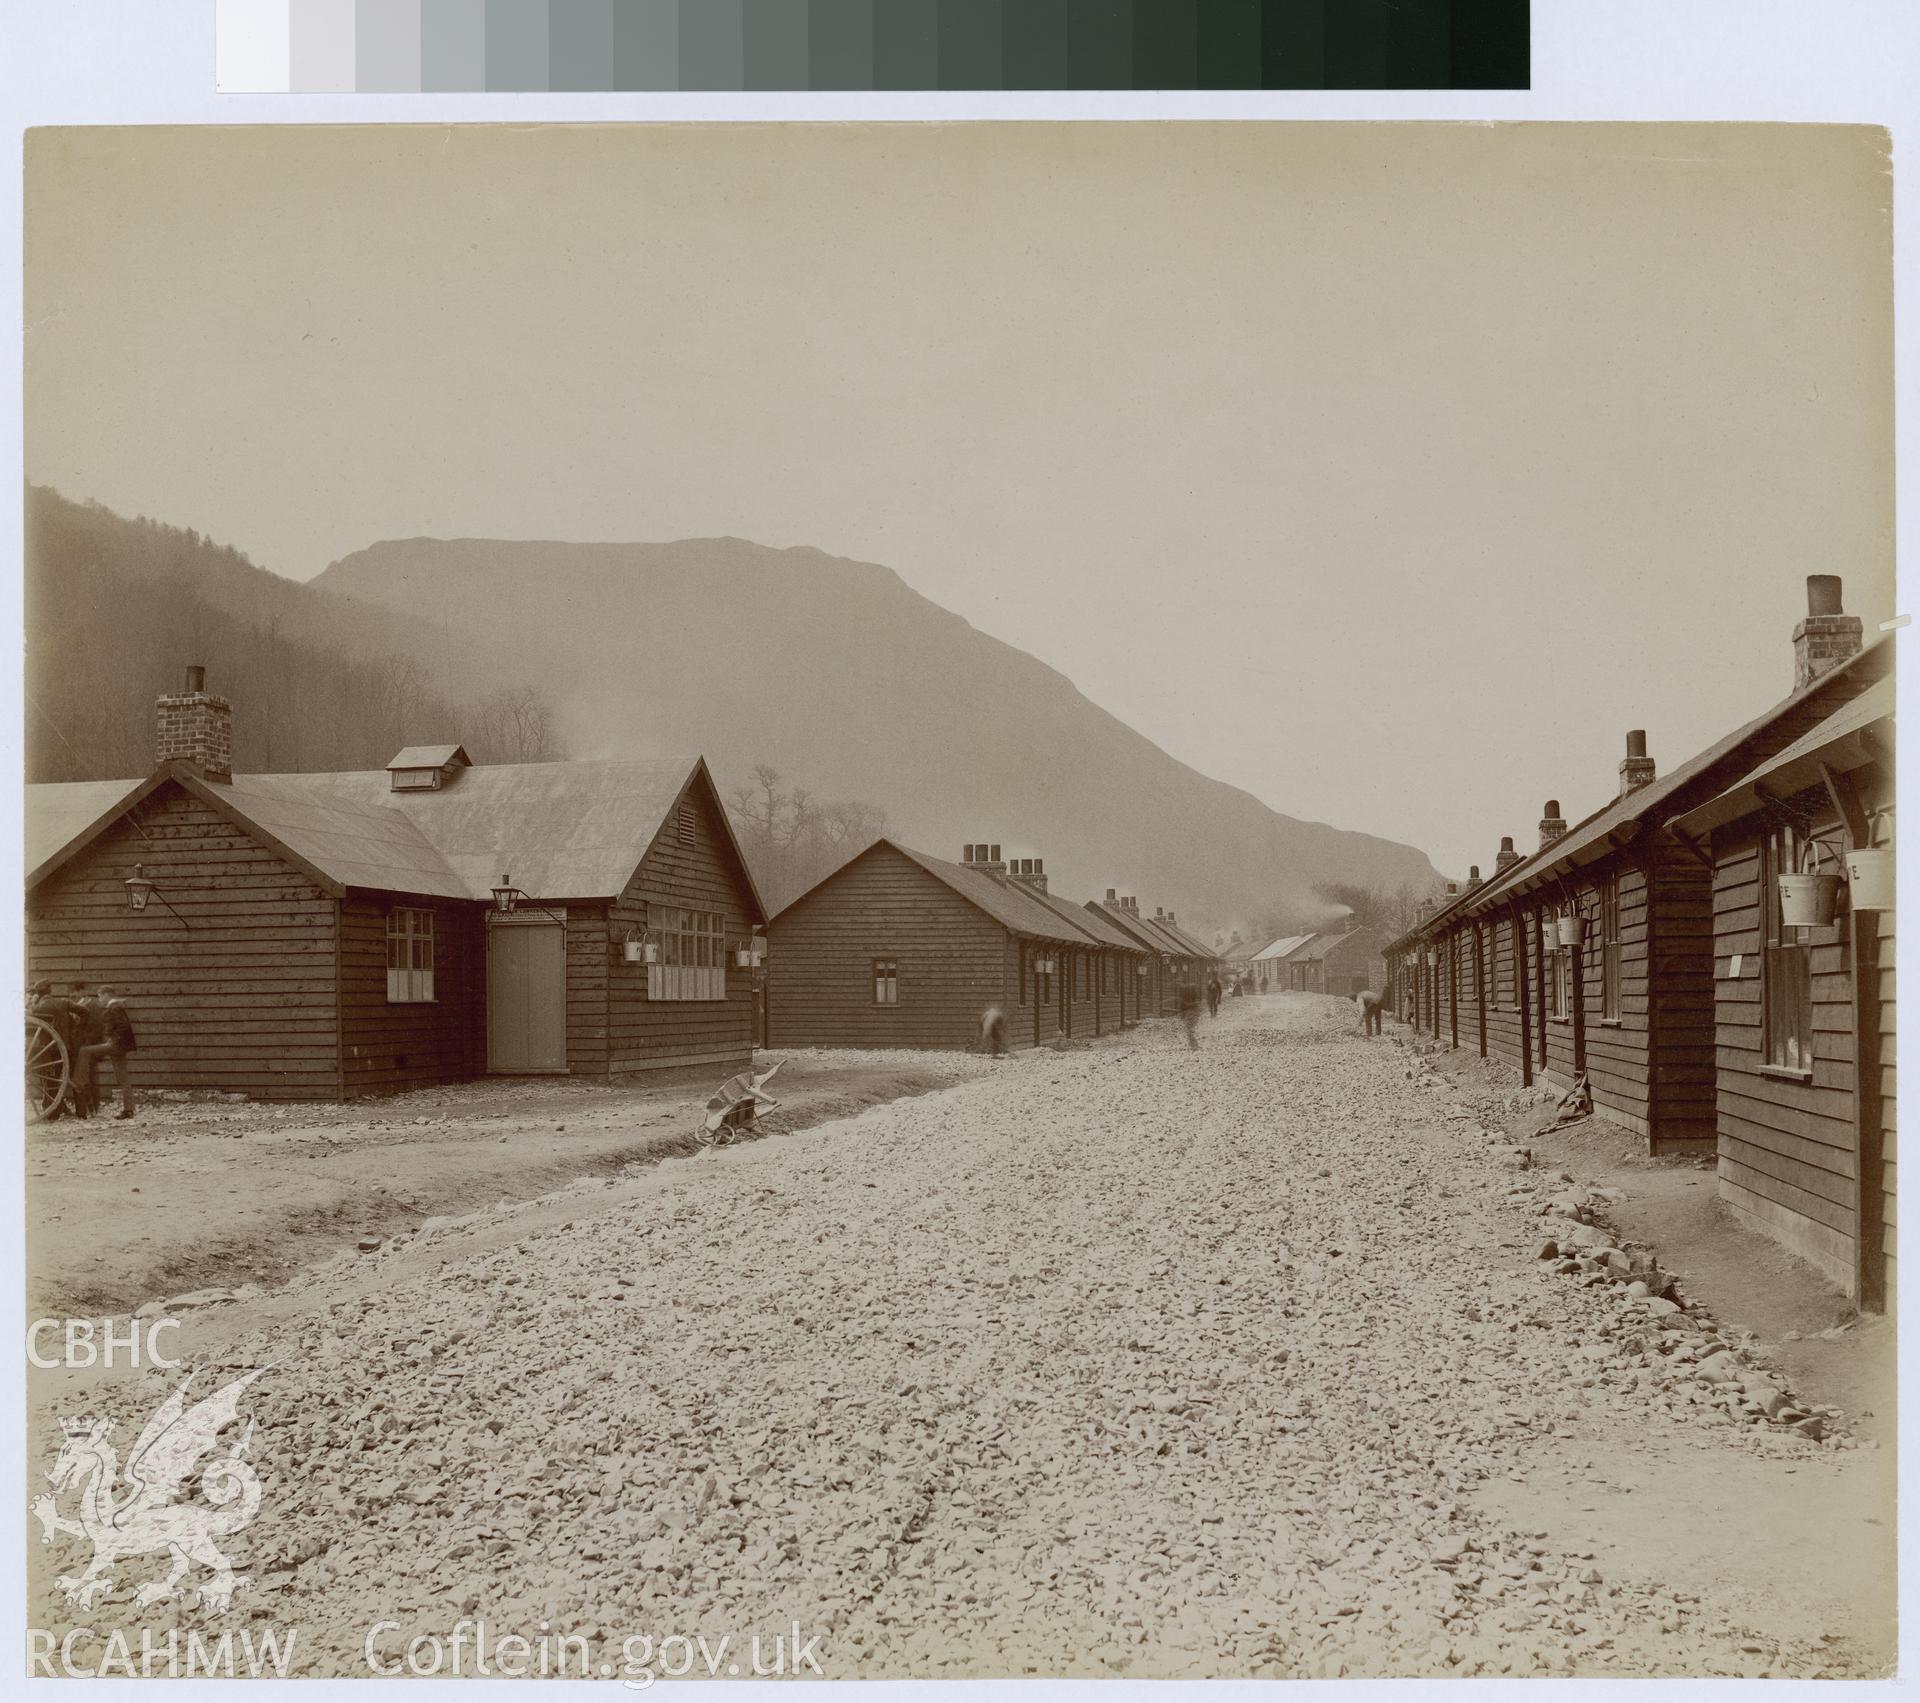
313 534 1441 935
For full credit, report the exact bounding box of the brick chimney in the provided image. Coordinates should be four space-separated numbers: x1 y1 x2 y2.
1467 865 1482 888
1494 835 1520 873
1538 800 1567 851
1619 729 1656 796
1009 856 1048 895
156 665 232 783
961 842 1006 876
1792 574 1863 691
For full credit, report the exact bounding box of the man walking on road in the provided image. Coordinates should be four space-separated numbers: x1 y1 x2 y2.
1206 974 1222 1019
1178 979 1202 1050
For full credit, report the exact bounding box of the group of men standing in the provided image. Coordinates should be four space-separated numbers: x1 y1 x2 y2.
29 981 137 1118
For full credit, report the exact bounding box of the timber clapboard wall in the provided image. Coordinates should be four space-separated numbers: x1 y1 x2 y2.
1384 577 1893 1304
769 843 1015 1050
27 687 767 1100
604 776 760 1076
29 792 344 1100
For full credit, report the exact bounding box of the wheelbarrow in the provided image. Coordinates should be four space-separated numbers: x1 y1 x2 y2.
698 1060 784 1146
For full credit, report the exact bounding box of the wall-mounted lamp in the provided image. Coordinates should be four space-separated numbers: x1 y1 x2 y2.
123 863 190 927
491 873 568 925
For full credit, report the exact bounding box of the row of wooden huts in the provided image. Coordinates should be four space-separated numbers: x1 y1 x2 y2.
764 841 1217 1051
1383 578 1894 1308
26 674 1220 1102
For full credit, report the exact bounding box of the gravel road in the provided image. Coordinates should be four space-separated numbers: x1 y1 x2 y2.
28 996 1885 1679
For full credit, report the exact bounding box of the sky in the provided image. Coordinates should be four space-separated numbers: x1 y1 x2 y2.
24 122 1895 876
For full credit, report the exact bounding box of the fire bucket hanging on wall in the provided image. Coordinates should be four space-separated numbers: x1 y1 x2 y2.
1846 812 1895 910
1778 841 1842 928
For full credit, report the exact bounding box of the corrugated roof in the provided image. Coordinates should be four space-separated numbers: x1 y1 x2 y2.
25 778 143 884
26 756 760 914
1676 675 1894 836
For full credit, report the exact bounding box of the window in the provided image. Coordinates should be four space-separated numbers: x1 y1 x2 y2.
873 958 898 1005
386 908 435 1002
1510 918 1524 1008
1600 878 1622 1021
647 905 727 1001
1762 825 1814 1072
1019 944 1029 1004
1544 911 1565 1019
1076 953 1089 999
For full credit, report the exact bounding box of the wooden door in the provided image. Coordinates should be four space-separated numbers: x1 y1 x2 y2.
488 916 567 1074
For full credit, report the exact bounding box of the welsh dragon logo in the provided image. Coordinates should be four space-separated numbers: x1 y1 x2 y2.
34 1368 268 1616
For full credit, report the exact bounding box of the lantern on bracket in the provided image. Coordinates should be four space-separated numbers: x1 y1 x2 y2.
124 864 155 912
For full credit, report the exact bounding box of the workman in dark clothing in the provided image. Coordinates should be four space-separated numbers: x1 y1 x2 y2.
1178 980 1201 1050
1206 975 1223 1019
76 985 138 1119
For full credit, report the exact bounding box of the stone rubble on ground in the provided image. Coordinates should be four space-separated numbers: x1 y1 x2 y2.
26 1001 1866 1679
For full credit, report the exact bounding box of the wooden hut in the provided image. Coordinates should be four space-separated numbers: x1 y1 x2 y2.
1672 674 1894 1304
27 669 767 1100
1384 577 1889 1166
767 842 1146 1050
1295 924 1387 998
1087 892 1204 1013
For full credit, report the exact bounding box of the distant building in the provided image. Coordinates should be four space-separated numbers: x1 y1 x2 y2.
27 669 767 1099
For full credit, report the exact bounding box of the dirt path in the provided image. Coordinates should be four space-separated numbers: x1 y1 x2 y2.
26 1050 996 1316
26 997 1892 1679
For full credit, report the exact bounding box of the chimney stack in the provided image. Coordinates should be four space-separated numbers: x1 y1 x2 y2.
1009 856 1048 895
1468 865 1482 887
156 664 233 783
1494 835 1521 873
1793 575 1863 691
1538 800 1567 851
1619 728 1656 796
1105 888 1118 904
961 843 1006 876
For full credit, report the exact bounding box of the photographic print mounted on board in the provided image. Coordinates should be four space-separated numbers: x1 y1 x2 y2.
21 118 1894 1681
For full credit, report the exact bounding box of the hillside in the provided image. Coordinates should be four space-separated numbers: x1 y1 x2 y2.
312 537 1442 933
24 485 569 783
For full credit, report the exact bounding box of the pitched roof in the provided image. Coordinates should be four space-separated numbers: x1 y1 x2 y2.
24 778 144 886
1675 675 1894 837
1155 918 1216 959
1089 900 1196 958
880 844 1106 947
387 744 470 770
1254 933 1317 962
1018 885 1145 952
1388 639 1892 951
27 755 766 918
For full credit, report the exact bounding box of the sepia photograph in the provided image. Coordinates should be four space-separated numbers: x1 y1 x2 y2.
8 15 1911 1688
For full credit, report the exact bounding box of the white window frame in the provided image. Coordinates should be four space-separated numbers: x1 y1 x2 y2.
873 958 898 1005
387 907 435 1003
646 904 728 1001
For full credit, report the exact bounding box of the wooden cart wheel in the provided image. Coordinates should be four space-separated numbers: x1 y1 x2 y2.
26 1015 71 1123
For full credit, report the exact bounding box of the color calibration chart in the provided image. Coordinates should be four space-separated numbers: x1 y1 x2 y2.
217 0 1529 92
